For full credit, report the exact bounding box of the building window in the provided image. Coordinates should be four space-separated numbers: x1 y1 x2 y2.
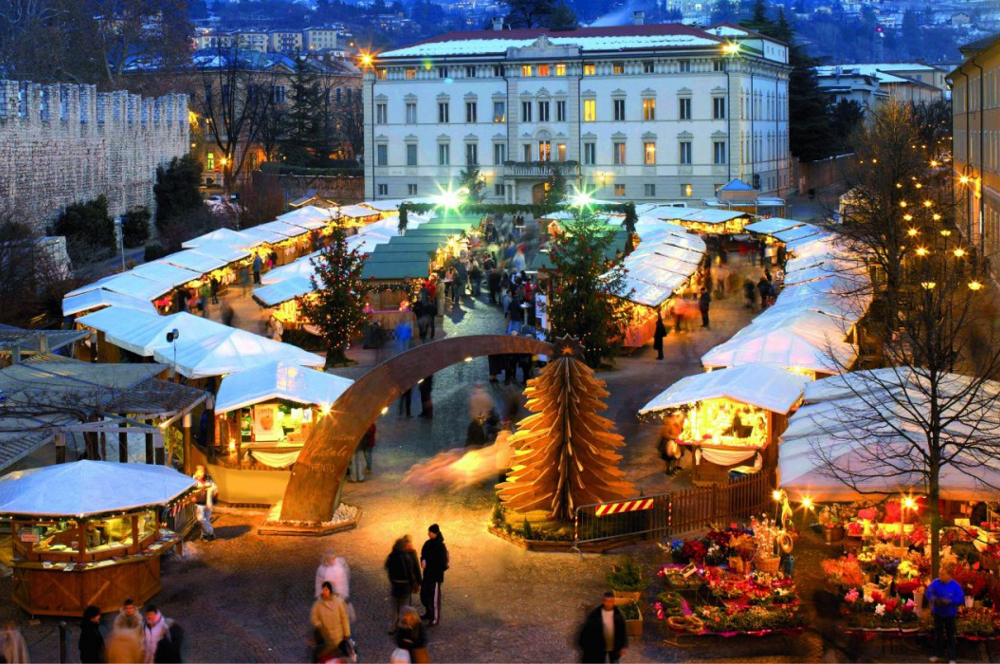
376 103 387 124
206 152 215 171
376 144 387 166
538 141 551 161
679 61 691 73
521 64 532 77
679 141 692 164
679 97 691 120
495 183 505 196
405 68 416 79
466 101 477 123
713 141 727 164
556 64 566 76
584 142 596 165
466 143 478 165
466 65 476 78
408 183 418 195
493 101 506 122
681 183 692 197
643 61 654 74
613 62 624 75
613 141 626 165
614 183 626 197
644 184 656 197
644 142 656 165
522 101 532 122
538 64 550 77
713 60 724 71
557 143 566 161
643 98 655 121
406 144 417 166
494 143 506 164
538 101 550 122
583 99 596 122
378 183 388 196
335 87 342 103
438 143 450 165
438 66 449 78
405 102 417 124
272 85 286 104
613 98 625 121
584 63 595 76
493 65 505 77
713 97 726 119
438 102 449 123
556 100 566 122
523 144 533 161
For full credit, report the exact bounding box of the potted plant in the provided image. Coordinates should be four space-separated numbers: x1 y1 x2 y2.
818 504 845 544
620 600 643 637
606 560 650 602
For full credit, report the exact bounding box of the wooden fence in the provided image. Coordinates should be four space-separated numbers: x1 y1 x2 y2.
669 470 777 536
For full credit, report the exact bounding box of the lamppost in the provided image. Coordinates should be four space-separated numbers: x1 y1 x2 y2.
166 329 180 380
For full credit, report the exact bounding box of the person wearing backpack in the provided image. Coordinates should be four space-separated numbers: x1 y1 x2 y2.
419 524 449 626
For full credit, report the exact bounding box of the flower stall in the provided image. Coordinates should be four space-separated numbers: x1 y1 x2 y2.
639 364 807 485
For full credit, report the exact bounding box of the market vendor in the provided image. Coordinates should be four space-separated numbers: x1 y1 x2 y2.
927 565 963 663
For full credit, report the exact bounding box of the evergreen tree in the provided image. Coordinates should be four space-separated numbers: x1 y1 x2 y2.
504 0 555 28
772 8 793 43
548 2 577 29
497 340 635 521
458 165 486 202
154 155 204 231
829 99 865 154
541 166 567 205
545 213 631 368
53 196 115 263
280 58 329 166
299 227 368 368
741 0 775 34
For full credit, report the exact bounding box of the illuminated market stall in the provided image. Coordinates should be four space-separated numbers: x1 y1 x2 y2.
659 208 751 235
641 363 807 485
0 461 195 616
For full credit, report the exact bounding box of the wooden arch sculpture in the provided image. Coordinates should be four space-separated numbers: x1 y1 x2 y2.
279 334 553 523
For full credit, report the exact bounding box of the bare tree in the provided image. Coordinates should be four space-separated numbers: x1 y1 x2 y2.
332 90 364 162
195 43 277 192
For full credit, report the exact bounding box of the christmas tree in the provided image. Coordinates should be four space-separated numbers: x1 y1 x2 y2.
497 338 635 521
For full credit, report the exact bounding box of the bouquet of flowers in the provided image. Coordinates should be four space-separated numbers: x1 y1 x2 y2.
953 564 990 601
957 606 1000 637
732 534 758 562
908 524 928 548
822 556 865 590
818 504 844 529
682 539 708 565
847 521 864 537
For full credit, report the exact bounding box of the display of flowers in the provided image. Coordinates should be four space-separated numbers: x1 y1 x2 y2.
821 556 865 590
818 504 844 529
842 587 919 629
694 605 805 634
908 524 928 548
957 607 1000 637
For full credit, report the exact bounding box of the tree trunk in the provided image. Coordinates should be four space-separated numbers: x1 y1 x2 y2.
929 465 941 579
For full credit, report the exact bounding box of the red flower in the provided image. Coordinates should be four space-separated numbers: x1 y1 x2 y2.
872 590 884 604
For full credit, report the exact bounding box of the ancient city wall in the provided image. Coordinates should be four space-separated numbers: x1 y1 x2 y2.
0 80 189 232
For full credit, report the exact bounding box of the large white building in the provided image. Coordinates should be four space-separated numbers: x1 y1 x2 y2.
363 19 791 204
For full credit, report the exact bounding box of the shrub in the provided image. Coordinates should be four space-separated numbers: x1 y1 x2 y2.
154 154 203 231
121 207 151 247
606 560 650 592
53 196 114 263
144 244 169 262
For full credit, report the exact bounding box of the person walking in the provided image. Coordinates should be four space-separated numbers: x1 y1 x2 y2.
198 282 210 314
653 315 666 360
419 374 434 419
0 623 30 664
315 552 355 622
487 268 501 305
399 386 413 417
757 277 771 311
578 592 628 663
470 261 483 298
362 422 376 475
658 413 684 476
698 288 711 329
105 627 144 664
395 607 430 663
79 605 105 664
142 606 180 664
420 524 449 626
191 465 216 541
927 565 964 663
113 599 144 639
385 536 422 634
310 581 352 661
349 429 368 483
252 254 263 285
209 276 220 305
743 278 756 309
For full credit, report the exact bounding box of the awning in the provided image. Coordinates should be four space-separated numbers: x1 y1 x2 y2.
773 225 821 243
63 289 158 317
0 460 195 517
189 242 250 264
239 226 288 245
64 272 171 301
129 261 204 288
155 328 324 379
743 218 804 235
163 249 230 274
214 362 353 414
253 220 311 238
337 204 381 220
182 228 263 250
662 208 748 224
253 276 314 307
702 324 856 373
640 363 808 417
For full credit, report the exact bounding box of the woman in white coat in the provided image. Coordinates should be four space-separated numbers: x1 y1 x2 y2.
315 552 355 621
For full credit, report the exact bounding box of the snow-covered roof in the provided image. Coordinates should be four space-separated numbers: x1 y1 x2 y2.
64 272 172 301
129 261 204 288
380 24 722 58
189 242 250 264
182 227 264 250
158 328 324 379
701 324 856 373
744 218 805 235
253 275 315 307
215 362 353 414
62 289 158 317
640 363 808 416
240 225 289 245
815 64 941 87
705 25 751 38
253 220 311 238
0 460 195 517
609 221 706 307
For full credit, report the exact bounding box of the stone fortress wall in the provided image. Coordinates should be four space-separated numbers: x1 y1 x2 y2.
0 80 189 232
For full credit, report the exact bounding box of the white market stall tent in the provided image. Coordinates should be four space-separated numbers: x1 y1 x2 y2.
182 228 263 250
162 249 230 274
702 321 856 376
76 308 220 357
65 272 172 302
162 328 323 379
129 261 204 289
744 218 804 235
779 368 1000 501
276 205 335 230
253 220 311 239
62 289 158 317
215 361 353 415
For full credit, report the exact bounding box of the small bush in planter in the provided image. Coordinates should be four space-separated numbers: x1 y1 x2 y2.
606 560 650 592
620 600 642 620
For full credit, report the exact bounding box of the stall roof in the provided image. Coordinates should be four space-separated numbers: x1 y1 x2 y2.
76 308 221 357
253 275 314 307
337 204 381 219
0 326 89 355
129 261 204 288
743 218 805 235
64 272 172 301
783 260 866 287
239 225 288 245
361 260 431 280
182 228 263 250
163 249 229 273
377 240 441 253
663 208 748 224
534 227 628 270
364 251 433 264
254 220 310 238
262 252 320 285
156 328 324 379
779 369 1000 501
773 224 821 243
215 362 353 414
276 205 335 230
702 324 856 373
640 364 808 417
786 232 838 254
0 460 196 517
189 242 250 264
63 289 158 317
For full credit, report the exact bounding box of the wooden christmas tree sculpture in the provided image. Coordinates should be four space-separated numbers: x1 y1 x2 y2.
497 337 636 521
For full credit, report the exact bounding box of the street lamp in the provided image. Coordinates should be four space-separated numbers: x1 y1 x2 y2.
969 281 983 291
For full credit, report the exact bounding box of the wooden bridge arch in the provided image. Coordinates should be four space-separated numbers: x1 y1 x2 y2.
279 334 553 523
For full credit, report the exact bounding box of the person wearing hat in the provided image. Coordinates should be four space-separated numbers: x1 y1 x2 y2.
420 524 450 626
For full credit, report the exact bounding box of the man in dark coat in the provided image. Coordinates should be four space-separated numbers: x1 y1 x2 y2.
698 288 712 329
79 605 105 663
418 374 434 418
385 536 422 634
420 524 450 626
653 315 667 360
578 593 628 663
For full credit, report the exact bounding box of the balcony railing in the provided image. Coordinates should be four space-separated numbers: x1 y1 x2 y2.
503 161 580 178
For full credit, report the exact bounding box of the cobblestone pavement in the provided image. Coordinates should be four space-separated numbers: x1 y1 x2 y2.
2 252 944 663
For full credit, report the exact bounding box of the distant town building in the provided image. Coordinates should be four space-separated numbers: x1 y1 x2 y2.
364 20 792 204
235 31 270 53
303 27 339 51
193 27 347 56
269 30 304 54
950 32 1000 269
815 63 947 104
814 67 889 110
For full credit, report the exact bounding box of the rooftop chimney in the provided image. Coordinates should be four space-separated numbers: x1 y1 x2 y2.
492 16 504 31
633 10 645 26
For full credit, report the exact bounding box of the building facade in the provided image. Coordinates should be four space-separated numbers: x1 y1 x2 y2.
0 80 189 233
950 34 1000 269
816 63 947 105
304 28 339 52
364 22 791 204
815 67 889 110
269 30 304 54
